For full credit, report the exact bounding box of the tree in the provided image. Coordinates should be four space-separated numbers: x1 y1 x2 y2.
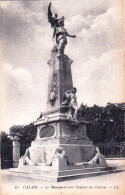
79 102 125 144
9 122 37 145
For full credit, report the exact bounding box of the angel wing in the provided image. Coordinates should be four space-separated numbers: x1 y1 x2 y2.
48 2 57 28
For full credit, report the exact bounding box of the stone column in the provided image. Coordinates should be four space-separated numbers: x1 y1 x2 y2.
8 136 20 168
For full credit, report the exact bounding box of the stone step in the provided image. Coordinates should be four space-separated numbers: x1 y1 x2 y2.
9 166 113 176
5 165 125 182
3 167 125 182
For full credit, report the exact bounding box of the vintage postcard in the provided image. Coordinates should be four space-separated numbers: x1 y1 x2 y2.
0 0 125 195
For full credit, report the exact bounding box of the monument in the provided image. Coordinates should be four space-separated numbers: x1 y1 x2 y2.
8 3 113 182
28 2 96 165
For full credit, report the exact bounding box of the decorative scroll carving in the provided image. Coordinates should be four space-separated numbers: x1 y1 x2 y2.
49 73 58 105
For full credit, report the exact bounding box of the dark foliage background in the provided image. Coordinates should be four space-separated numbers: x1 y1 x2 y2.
79 103 125 144
9 122 37 156
9 122 37 145
0 132 13 168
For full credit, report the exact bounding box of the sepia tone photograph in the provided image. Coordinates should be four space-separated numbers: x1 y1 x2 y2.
0 0 125 195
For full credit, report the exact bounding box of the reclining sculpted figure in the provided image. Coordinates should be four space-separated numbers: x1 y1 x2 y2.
76 147 106 166
19 147 35 166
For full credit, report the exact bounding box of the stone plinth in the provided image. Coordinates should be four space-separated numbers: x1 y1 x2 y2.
29 51 96 173
30 118 95 166
52 158 68 171
8 163 120 182
29 138 95 166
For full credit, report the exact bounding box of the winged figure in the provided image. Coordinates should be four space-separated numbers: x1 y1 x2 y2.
48 2 64 38
48 3 76 57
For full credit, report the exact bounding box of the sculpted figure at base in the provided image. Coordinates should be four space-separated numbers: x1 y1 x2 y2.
48 2 76 57
19 147 35 166
62 87 78 121
46 147 74 166
35 147 74 166
76 147 107 166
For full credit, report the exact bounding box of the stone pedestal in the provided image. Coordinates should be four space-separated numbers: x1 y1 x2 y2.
28 50 96 173
52 158 68 171
30 120 95 165
47 48 73 111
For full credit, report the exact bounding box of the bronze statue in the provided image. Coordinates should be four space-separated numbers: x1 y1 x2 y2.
48 3 64 39
48 2 76 57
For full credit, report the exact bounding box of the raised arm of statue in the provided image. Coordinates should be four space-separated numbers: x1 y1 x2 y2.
48 3 65 39
48 3 64 28
66 31 76 38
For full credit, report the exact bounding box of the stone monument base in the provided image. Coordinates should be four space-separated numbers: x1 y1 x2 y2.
27 112 96 164
7 163 122 182
29 138 95 165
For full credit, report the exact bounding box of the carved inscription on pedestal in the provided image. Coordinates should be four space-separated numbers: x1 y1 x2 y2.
62 122 85 138
39 125 55 138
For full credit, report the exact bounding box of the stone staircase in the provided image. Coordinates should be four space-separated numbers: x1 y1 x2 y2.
3 164 125 182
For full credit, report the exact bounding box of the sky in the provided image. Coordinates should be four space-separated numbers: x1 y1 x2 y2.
0 0 124 132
